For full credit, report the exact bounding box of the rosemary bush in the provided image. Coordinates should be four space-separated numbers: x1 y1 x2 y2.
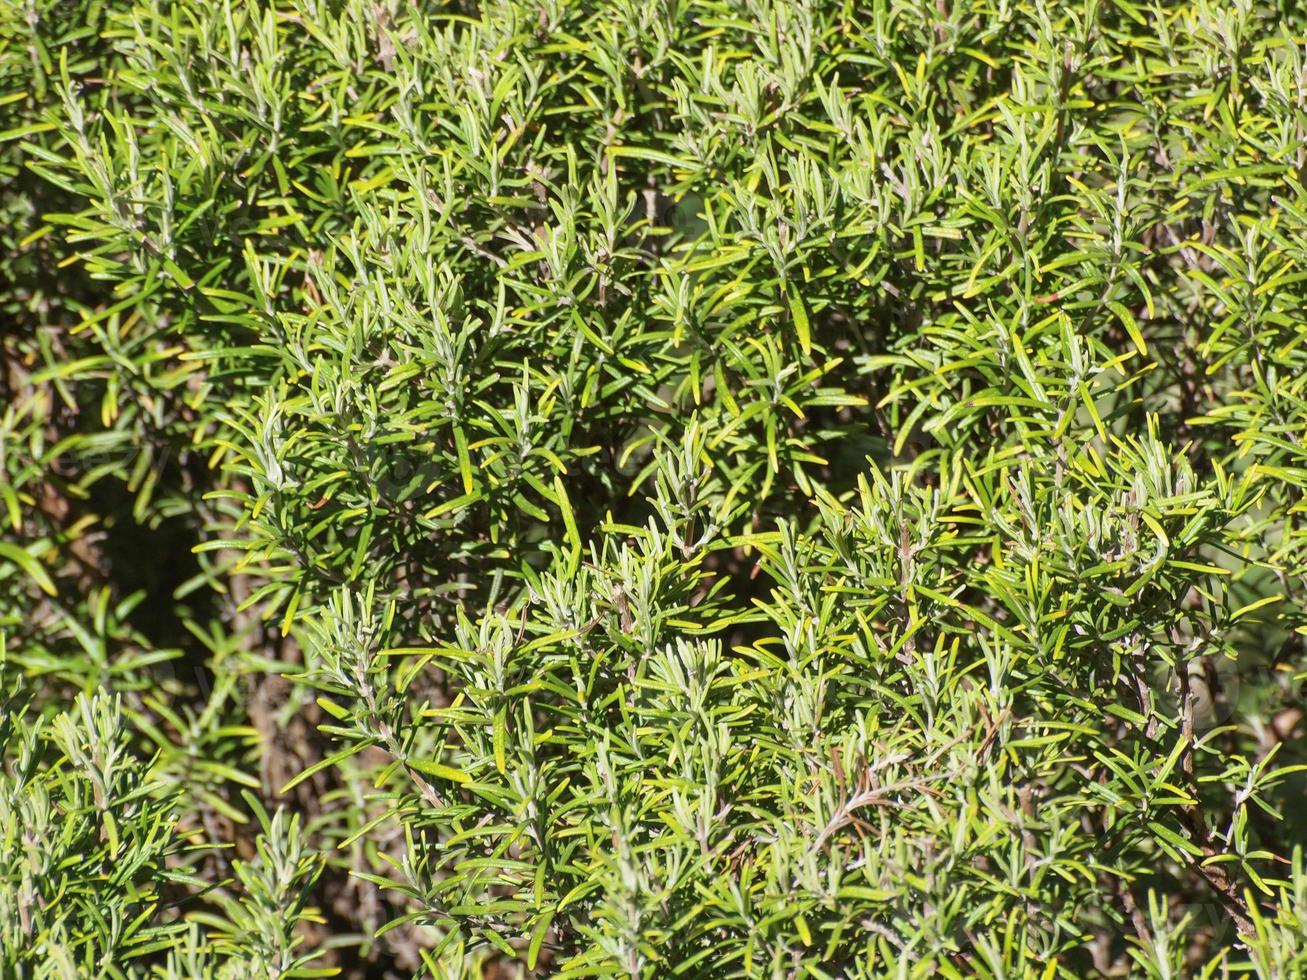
3 0 1307 975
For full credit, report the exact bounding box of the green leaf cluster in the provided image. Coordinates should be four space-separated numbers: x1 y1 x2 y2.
4 0 1307 975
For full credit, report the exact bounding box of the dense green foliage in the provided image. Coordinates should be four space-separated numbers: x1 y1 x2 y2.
4 0 1307 975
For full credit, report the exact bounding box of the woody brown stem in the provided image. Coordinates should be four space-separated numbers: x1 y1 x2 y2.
1176 667 1255 936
